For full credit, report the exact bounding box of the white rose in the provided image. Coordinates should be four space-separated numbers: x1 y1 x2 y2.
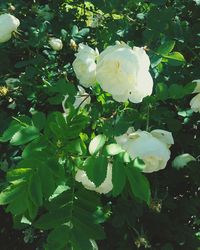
75 163 113 194
72 44 99 88
115 128 173 173
96 43 153 103
190 93 200 113
49 37 63 51
0 14 20 43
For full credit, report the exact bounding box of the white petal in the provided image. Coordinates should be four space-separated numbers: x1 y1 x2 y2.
151 129 174 147
129 71 153 103
190 93 200 113
132 46 150 70
192 79 200 93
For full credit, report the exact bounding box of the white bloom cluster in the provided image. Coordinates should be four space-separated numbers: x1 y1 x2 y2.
75 163 113 194
49 37 63 51
0 14 20 43
72 42 153 103
190 80 200 113
115 128 174 173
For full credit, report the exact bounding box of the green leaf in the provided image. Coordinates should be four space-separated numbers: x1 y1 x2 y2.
0 120 22 142
164 52 185 66
22 136 48 158
156 83 168 100
46 112 68 139
112 157 126 196
70 227 94 250
7 168 32 182
84 156 108 187
125 165 151 205
157 40 175 55
32 112 46 130
27 199 38 220
0 182 25 205
133 158 146 171
72 25 79 35
28 171 43 207
34 204 71 230
168 84 185 99
73 207 105 239
89 134 106 155
184 81 197 95
10 126 39 146
77 28 90 37
6 187 28 215
105 143 124 156
65 139 86 155
150 54 162 68
38 165 55 198
46 225 70 250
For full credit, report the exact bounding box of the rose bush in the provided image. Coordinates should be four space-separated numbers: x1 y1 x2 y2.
0 1 199 250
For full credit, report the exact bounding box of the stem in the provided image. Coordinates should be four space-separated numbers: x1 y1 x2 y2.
146 105 150 131
12 116 29 127
69 170 76 225
77 94 90 109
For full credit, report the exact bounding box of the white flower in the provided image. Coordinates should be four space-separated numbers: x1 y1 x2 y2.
75 163 113 194
49 37 63 51
190 93 200 113
115 128 173 173
96 43 153 103
72 44 99 88
0 14 20 43
62 85 91 116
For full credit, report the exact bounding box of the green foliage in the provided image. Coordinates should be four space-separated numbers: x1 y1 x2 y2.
0 0 200 249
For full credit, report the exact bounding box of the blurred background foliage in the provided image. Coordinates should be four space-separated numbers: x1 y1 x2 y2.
0 0 200 249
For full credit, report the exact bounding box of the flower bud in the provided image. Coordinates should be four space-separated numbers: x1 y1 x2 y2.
0 13 20 43
49 37 63 51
